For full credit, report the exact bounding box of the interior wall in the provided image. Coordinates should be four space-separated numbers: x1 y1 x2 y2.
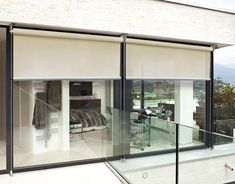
0 28 6 140
93 81 106 115
92 80 114 114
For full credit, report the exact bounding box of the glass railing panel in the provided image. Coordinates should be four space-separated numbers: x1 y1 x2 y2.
13 82 63 167
213 120 235 146
129 112 176 154
213 132 235 146
13 80 122 167
108 118 235 184
108 118 177 184
178 123 205 149
0 80 6 170
178 124 235 184
0 137 6 171
109 152 177 184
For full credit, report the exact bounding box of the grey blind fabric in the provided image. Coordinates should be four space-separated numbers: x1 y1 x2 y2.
13 29 121 80
126 39 212 80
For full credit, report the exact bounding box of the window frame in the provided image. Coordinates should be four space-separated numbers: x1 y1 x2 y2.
2 23 214 174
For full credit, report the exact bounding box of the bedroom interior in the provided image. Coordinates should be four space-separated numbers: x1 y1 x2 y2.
12 79 115 167
11 78 207 167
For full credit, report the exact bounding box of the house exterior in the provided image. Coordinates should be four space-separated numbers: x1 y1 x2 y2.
0 1 235 183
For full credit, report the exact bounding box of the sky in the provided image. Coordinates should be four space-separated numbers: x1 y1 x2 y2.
172 0 235 66
215 46 235 67
172 0 235 11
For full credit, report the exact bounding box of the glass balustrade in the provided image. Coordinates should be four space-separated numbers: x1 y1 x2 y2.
179 125 235 184
13 80 122 167
107 118 235 184
10 80 235 183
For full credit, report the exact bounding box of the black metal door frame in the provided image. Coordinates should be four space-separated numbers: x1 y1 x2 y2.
0 25 9 175
6 24 13 175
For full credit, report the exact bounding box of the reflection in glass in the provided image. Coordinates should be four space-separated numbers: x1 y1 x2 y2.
214 77 235 145
213 45 235 145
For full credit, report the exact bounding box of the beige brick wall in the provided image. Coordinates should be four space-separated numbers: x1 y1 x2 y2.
0 0 234 45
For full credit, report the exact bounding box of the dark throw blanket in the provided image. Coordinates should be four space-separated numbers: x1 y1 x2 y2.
70 109 108 131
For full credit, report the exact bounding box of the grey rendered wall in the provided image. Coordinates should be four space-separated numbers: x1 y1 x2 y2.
0 0 234 45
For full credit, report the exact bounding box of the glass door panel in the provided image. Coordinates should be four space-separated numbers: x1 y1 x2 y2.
13 80 118 167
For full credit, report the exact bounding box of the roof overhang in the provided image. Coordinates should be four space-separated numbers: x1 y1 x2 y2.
0 21 231 49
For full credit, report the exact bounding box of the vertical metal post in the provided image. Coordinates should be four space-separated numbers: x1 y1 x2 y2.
6 24 13 175
120 34 130 157
120 38 125 159
210 50 214 148
205 81 211 148
121 34 127 111
113 34 129 157
205 49 214 148
175 123 179 184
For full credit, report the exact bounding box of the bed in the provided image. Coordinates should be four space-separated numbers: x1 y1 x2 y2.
70 109 108 132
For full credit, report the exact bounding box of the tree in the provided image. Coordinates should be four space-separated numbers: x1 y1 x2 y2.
161 80 174 101
214 77 235 120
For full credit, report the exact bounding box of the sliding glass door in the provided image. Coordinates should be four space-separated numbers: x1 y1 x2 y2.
126 38 211 155
12 29 122 168
13 80 120 167
130 79 206 154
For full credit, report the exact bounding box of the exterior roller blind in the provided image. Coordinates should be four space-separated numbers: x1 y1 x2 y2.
126 39 212 80
13 29 121 80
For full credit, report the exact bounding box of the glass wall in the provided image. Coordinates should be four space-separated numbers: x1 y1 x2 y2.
10 28 212 170
11 28 122 168
130 80 206 154
0 27 6 170
12 78 208 166
214 46 235 145
13 80 121 167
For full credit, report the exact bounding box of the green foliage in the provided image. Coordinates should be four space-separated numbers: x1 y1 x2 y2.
144 96 160 100
214 77 235 120
193 80 205 100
